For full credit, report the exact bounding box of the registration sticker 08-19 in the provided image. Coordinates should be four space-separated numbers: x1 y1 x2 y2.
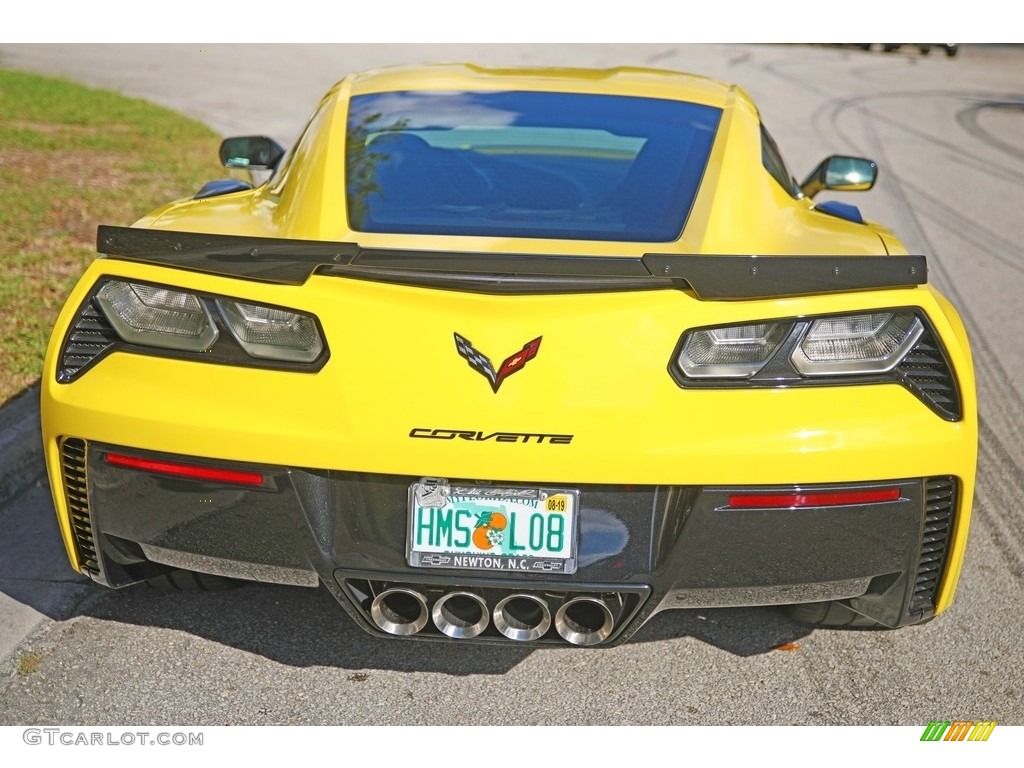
407 479 579 574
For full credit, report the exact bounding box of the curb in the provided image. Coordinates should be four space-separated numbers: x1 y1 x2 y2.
0 383 44 508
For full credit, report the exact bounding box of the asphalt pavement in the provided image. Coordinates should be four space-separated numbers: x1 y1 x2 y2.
0 386 69 665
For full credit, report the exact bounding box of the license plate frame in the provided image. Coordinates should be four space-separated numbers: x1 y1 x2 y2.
407 478 579 574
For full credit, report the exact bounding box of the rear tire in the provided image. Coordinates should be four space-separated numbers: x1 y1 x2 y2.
146 569 245 591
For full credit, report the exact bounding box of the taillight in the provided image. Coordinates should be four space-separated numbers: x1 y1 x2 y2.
790 312 923 375
96 281 217 352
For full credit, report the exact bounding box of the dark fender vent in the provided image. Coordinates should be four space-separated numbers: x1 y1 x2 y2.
58 299 120 383
897 327 962 421
61 438 99 576
911 476 957 613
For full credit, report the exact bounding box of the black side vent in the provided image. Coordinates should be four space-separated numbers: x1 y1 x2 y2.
896 326 962 421
58 299 120 383
911 476 957 613
61 438 99 576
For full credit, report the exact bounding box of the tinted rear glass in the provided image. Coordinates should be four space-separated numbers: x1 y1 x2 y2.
346 91 721 242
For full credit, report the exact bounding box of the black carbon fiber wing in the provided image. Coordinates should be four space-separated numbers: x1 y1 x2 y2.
98 225 927 299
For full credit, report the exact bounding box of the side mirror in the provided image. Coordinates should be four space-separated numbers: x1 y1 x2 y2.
219 136 286 171
800 156 878 199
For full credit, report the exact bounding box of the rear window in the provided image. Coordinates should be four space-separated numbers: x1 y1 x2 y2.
346 91 721 242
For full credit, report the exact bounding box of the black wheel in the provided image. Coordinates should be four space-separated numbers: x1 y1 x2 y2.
944 44 959 57
918 45 932 55
783 600 884 628
146 569 245 591
882 44 901 53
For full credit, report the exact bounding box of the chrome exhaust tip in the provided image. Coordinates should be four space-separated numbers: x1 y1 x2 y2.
493 594 552 642
370 587 429 636
432 591 490 639
555 596 615 646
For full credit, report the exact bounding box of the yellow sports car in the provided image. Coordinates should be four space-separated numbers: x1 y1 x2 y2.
42 64 977 646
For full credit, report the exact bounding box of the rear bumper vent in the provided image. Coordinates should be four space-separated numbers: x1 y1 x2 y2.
61 438 99 576
911 476 957 613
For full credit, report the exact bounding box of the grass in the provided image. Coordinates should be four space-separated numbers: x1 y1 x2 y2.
0 69 227 403
17 650 44 676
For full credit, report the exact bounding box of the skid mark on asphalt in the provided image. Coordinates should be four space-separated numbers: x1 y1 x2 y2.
957 101 1024 164
974 421 1024 583
815 90 1024 173
906 179 1024 276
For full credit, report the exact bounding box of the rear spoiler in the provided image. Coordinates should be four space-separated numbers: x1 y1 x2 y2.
97 226 927 300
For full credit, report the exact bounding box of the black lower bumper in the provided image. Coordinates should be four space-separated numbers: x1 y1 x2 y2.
63 439 957 645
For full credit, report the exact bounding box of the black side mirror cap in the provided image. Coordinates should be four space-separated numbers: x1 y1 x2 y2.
219 136 286 171
194 179 254 200
800 156 878 199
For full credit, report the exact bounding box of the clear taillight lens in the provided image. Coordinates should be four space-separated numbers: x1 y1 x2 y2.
96 281 217 351
216 300 323 362
790 311 923 375
678 322 789 378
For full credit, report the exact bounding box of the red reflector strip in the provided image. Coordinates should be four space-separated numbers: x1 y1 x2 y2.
728 488 901 509
104 452 265 487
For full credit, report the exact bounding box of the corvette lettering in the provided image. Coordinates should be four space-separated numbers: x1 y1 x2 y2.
454 333 541 393
409 428 573 445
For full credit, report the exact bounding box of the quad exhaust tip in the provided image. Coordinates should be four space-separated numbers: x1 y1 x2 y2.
493 594 552 642
370 587 429 636
432 591 490 639
367 584 618 645
555 596 615 646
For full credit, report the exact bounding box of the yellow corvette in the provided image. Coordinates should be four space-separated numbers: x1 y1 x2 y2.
41 64 976 646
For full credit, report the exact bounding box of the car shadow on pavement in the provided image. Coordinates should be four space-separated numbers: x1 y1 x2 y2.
64 580 815 674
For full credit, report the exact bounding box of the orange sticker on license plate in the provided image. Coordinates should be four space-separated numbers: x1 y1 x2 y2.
407 479 578 574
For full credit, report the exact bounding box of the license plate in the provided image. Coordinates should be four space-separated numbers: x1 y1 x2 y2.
407 478 578 574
